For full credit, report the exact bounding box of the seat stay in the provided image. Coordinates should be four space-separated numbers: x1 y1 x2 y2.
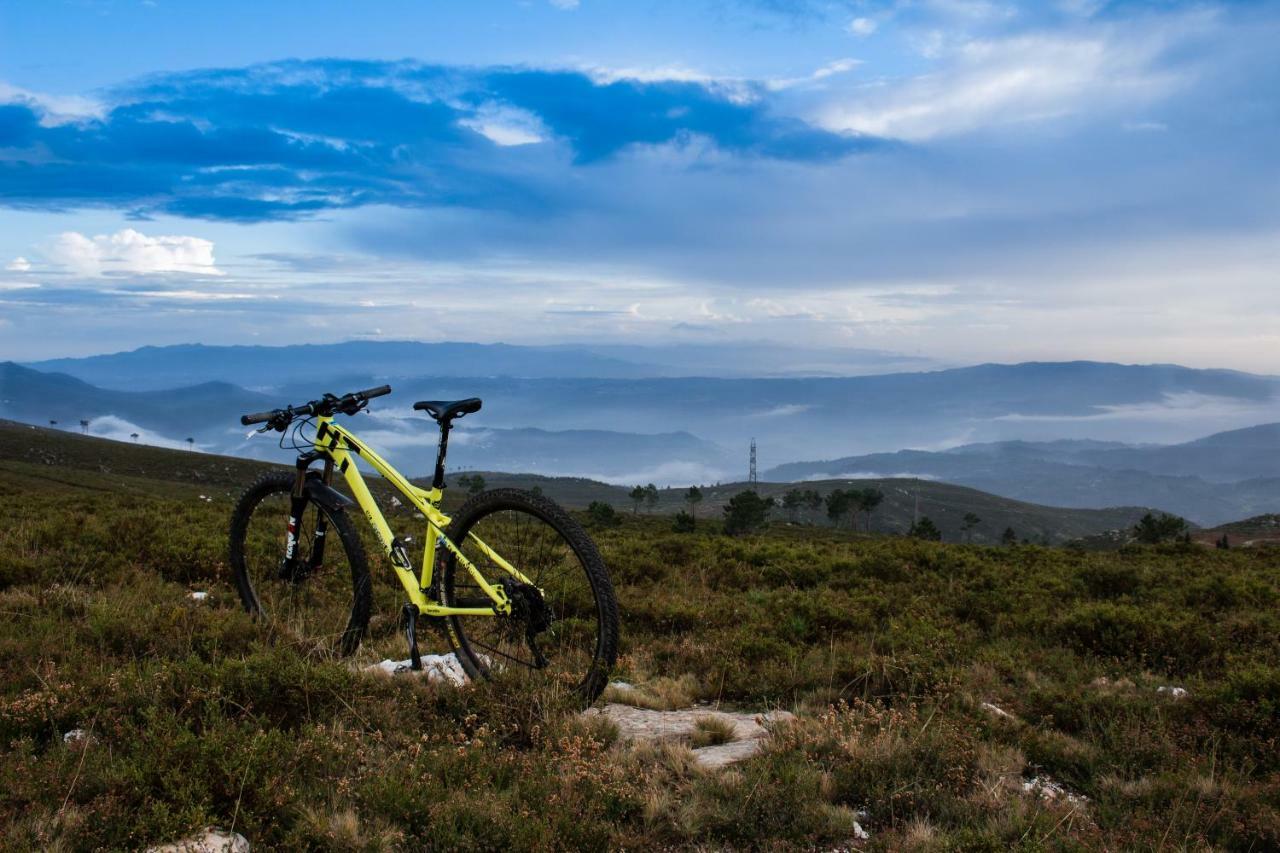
462 530 536 587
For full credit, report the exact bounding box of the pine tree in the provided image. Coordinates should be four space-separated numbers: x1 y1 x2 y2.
684 486 703 521
909 516 942 541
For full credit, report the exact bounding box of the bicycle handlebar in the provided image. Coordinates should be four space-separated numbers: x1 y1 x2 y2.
239 385 393 427
240 409 278 426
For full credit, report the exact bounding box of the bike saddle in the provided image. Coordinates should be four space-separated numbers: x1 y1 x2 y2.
413 398 482 423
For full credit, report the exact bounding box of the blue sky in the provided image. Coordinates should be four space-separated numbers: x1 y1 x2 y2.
0 0 1277 368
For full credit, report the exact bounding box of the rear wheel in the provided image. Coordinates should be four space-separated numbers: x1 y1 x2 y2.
441 488 618 703
229 471 371 658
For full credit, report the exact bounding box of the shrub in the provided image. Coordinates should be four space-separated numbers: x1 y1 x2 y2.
909 516 942 541
586 500 621 527
1131 512 1189 544
722 490 773 536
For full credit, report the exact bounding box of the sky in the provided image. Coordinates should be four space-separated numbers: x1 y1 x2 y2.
0 0 1277 369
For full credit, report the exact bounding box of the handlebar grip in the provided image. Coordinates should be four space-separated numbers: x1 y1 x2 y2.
356 384 391 400
241 410 276 426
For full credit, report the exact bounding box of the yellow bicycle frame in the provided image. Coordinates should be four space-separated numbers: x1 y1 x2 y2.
311 414 536 617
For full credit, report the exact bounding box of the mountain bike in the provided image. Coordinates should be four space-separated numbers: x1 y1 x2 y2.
228 385 618 702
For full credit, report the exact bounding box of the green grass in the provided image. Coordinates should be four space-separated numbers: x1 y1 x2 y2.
1 425 1278 849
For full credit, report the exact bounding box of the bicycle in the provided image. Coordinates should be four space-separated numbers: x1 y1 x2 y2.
228 385 619 702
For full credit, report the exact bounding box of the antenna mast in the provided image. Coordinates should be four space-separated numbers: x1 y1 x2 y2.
748 438 758 487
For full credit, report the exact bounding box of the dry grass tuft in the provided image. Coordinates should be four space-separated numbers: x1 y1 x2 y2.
298 804 403 851
603 673 700 710
690 714 737 748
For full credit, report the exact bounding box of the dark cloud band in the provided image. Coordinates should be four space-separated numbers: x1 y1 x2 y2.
0 61 874 222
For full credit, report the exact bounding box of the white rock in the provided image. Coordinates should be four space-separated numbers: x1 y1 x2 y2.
980 701 1016 720
188 591 209 601
608 680 634 690
585 704 795 769
691 738 764 769
1022 775 1087 806
63 728 89 744
1157 685 1188 699
364 653 469 685
146 828 249 852
851 821 870 840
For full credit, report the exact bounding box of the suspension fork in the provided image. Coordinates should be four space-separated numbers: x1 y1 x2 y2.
282 451 323 580
308 457 335 572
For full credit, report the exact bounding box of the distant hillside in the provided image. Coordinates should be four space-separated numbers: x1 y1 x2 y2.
1193 514 1280 548
231 422 733 483
464 471 1160 545
25 340 929 388
0 364 731 481
1077 423 1280 482
24 342 664 389
0 362 275 440
0 421 1160 545
13 355 1280 466
765 426 1280 526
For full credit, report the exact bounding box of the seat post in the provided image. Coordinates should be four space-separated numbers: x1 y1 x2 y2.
432 419 452 490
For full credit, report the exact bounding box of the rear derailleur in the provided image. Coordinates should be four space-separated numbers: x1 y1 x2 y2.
501 578 555 669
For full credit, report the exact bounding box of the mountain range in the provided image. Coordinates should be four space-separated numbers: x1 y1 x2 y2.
3 341 1279 523
765 425 1280 526
25 340 929 389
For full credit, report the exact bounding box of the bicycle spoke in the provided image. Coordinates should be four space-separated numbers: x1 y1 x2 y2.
446 500 606 694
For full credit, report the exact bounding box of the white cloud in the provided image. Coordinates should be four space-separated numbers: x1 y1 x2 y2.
87 415 199 451
768 58 863 92
549 0 579 8
816 15 1197 140
1122 120 1168 132
751 404 815 418
6 257 30 272
571 460 729 488
459 103 547 146
0 82 104 125
812 58 862 80
848 17 878 36
797 470 939 482
48 228 225 277
108 289 256 301
993 393 1280 425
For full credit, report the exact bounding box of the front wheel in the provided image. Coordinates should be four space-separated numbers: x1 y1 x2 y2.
441 488 619 703
228 470 372 658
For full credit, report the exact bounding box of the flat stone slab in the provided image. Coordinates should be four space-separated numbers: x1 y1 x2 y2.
585 703 795 768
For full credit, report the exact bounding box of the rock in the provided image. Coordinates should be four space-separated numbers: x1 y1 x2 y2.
146 828 250 852
63 728 90 744
585 703 795 769
362 653 469 685
188 591 209 601
1157 685 1188 699
1022 775 1087 806
980 701 1016 721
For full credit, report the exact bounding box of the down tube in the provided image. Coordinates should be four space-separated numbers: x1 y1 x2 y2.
335 448 429 607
